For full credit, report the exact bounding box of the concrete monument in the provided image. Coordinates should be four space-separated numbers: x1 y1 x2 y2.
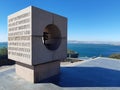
8 6 67 83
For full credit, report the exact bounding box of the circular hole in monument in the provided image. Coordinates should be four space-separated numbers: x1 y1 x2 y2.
42 24 61 50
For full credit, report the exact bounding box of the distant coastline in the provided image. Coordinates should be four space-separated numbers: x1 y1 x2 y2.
1 41 120 46
0 42 7 43
68 40 120 46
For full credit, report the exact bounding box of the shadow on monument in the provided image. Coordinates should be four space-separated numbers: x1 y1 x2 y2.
40 66 120 87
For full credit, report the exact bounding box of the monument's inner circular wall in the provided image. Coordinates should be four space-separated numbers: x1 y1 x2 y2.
42 24 61 50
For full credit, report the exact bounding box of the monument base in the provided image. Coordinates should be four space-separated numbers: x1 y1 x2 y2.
15 60 60 83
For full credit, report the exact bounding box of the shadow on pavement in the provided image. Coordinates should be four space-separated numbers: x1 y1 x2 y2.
41 66 120 87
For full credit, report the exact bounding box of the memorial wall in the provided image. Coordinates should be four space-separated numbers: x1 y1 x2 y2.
8 8 32 64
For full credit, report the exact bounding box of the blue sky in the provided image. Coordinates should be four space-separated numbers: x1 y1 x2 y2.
0 0 120 42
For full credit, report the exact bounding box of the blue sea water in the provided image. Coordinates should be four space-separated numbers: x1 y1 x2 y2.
0 42 7 48
68 43 120 57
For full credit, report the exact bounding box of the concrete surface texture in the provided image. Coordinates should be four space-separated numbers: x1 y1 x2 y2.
1 57 120 90
0 68 62 90
59 57 120 87
16 60 60 83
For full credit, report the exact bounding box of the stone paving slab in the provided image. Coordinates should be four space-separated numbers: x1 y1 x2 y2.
0 68 62 90
1 57 120 90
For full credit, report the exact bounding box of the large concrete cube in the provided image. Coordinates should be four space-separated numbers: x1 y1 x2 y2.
8 6 67 65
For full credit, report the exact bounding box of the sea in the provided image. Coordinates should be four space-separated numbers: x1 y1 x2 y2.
1 42 120 59
0 42 7 48
68 43 120 58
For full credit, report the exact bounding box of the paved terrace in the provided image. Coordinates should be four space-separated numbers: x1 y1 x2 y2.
1 57 120 90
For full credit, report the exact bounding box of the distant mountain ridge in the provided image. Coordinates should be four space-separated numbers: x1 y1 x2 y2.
0 42 7 43
68 40 120 46
1 41 120 46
